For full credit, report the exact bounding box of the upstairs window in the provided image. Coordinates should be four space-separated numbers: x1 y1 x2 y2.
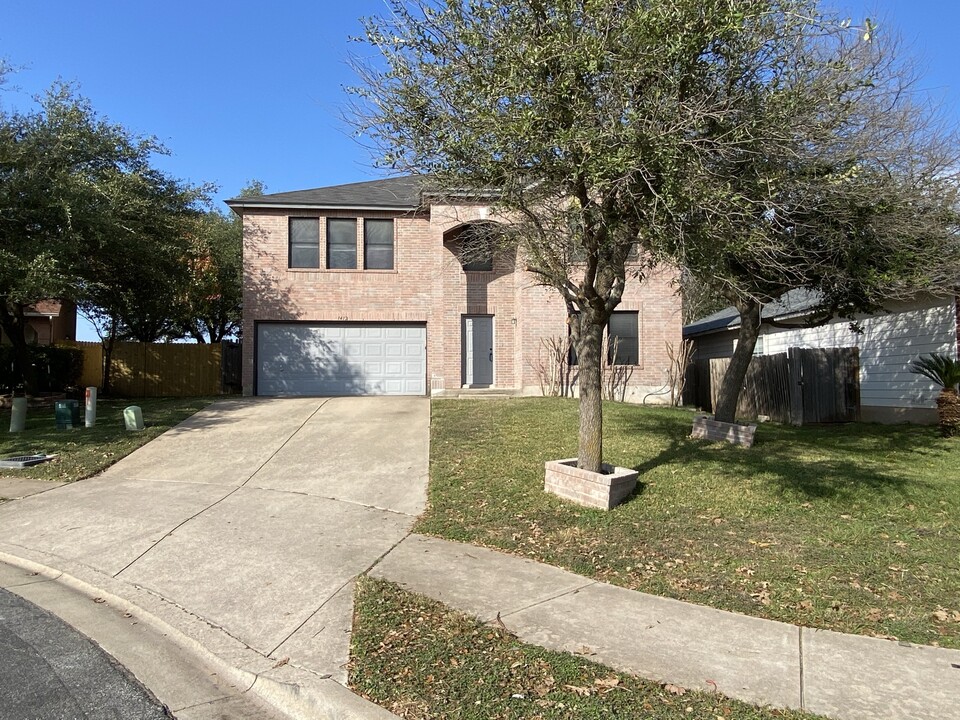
289 218 319 268
462 251 493 272
458 224 494 271
364 219 395 270
327 218 357 269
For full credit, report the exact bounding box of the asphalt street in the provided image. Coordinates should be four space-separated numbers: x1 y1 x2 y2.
0 587 172 720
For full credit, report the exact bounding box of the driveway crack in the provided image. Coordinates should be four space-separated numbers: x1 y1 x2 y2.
113 400 332 579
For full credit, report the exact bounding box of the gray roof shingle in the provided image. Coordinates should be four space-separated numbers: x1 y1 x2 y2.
683 288 825 337
225 176 426 211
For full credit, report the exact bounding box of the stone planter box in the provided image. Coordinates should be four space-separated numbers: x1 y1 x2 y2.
544 458 638 510
691 415 757 448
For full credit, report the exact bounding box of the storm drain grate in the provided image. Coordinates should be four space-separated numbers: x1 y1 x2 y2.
0 454 55 469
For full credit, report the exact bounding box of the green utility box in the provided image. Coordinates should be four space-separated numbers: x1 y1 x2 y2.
55 400 81 430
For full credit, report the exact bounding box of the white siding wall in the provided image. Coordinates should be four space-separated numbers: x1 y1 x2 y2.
759 297 957 410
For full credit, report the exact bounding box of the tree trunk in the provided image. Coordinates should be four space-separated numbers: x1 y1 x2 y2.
0 302 39 395
576 313 606 473
713 299 761 424
936 388 960 438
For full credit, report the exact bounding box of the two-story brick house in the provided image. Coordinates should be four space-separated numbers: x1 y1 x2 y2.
227 176 681 399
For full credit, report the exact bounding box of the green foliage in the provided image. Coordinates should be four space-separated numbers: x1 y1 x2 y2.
910 353 960 390
351 1 960 432
1 80 209 390
171 183 255 343
1 83 167 305
0 345 82 393
351 0 960 462
351 0 772 471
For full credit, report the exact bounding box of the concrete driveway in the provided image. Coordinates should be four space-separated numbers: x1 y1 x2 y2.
0 397 429 687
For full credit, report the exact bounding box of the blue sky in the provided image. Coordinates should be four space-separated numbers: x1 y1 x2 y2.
2 0 957 339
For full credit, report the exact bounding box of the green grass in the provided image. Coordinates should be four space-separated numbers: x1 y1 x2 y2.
0 397 216 488
350 576 819 720
420 398 960 648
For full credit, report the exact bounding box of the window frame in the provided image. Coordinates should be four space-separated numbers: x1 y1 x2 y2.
288 217 320 269
607 311 640 366
363 218 395 270
326 218 358 270
566 311 640 367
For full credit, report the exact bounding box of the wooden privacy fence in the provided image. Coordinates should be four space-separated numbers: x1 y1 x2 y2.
709 353 793 423
691 347 860 425
68 341 230 397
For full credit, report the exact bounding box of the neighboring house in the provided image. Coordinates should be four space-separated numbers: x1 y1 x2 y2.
226 176 681 399
0 300 77 346
683 289 959 424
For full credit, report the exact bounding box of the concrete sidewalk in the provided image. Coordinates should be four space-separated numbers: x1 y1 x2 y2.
0 396 425 720
371 534 960 720
2 396 957 720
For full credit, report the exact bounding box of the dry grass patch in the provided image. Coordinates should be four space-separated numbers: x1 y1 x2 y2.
350 576 819 720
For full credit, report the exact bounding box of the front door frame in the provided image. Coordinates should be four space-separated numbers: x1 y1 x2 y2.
461 314 494 388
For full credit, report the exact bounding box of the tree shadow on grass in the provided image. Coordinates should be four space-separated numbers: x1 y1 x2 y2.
621 411 944 503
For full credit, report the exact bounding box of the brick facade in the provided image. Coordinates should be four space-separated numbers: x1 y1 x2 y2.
241 200 682 399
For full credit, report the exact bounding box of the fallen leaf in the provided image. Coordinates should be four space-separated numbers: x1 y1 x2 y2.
663 683 687 696
564 685 593 697
92 597 106 604
594 676 620 689
271 657 289 669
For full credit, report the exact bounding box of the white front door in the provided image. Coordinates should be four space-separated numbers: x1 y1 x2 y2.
463 316 494 387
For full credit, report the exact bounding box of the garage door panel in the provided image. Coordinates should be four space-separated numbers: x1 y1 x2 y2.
257 324 426 396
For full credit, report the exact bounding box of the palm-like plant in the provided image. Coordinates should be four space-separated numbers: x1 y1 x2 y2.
910 353 960 437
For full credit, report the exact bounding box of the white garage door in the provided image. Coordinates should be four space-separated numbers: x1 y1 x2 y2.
256 323 426 396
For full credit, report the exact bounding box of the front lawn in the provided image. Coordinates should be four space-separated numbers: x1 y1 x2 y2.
350 576 819 720
0 397 216 488
421 398 960 648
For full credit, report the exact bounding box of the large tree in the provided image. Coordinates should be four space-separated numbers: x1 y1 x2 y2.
1 83 168 391
2 82 205 393
665 11 960 423
174 181 264 344
351 0 960 451
350 0 767 472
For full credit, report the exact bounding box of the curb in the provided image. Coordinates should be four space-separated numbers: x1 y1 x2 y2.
0 549 398 720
